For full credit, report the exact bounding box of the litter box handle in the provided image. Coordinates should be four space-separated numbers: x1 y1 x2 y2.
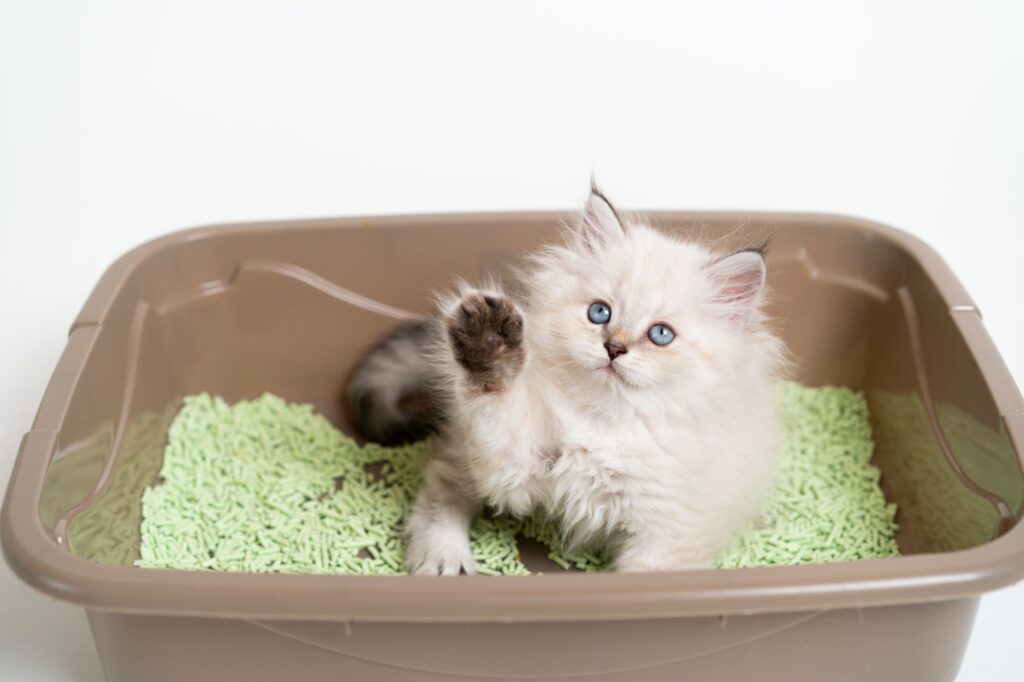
2 430 63 587
1 324 98 586
951 309 1024 522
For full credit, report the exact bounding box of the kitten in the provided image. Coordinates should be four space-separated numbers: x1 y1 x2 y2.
347 187 786 574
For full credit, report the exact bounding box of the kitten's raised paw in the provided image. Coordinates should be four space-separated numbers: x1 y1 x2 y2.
447 292 525 392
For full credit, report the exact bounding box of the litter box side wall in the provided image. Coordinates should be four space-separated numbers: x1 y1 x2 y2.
85 599 979 682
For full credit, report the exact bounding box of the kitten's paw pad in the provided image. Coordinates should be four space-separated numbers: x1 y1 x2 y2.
406 543 477 576
447 292 525 388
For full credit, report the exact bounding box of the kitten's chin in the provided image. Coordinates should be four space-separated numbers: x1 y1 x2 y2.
599 363 637 389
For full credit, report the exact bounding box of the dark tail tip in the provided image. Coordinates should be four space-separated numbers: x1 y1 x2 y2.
352 389 441 446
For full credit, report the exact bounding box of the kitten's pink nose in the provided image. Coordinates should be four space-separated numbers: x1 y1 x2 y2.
604 340 628 361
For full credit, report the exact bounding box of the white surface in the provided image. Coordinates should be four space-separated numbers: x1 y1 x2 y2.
1 2 1022 680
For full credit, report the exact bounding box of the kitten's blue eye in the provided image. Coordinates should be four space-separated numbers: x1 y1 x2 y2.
647 324 675 346
587 301 611 325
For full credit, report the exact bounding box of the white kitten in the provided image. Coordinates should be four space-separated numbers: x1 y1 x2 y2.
349 188 786 574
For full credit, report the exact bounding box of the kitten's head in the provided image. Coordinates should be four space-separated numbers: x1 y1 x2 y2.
527 188 779 410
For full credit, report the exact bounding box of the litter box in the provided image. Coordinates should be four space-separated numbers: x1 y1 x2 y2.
3 211 1024 681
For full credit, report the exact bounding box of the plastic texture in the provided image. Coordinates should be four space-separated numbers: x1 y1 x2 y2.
3 211 1024 681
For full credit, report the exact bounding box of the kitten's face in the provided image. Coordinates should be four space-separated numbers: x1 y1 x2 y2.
537 232 721 394
528 191 767 405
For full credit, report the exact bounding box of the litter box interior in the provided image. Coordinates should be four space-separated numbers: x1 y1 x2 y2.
36 213 1024 569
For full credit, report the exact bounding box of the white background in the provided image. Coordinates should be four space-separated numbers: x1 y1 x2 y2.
1 2 1022 680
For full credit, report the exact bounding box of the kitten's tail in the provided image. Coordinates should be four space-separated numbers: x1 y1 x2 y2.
346 319 446 446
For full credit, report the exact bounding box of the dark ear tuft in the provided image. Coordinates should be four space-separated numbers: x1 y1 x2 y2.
589 177 625 228
573 181 626 252
736 238 771 260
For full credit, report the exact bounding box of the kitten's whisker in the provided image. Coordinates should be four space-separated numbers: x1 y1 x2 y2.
535 358 577 376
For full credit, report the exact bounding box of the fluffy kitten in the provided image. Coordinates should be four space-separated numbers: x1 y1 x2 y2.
347 188 786 574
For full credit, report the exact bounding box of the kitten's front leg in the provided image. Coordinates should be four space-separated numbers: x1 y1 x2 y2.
406 291 537 575
405 451 480 576
445 290 543 516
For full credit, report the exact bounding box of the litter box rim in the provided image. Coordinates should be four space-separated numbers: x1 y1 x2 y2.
3 209 1023 622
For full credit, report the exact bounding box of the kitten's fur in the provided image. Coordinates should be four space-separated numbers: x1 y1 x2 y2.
347 188 786 574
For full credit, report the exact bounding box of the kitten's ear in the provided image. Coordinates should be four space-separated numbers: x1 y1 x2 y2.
572 185 626 252
705 248 767 317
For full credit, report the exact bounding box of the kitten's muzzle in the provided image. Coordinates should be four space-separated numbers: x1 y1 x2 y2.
604 340 628 361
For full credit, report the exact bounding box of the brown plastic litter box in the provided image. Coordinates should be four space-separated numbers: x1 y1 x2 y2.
3 210 1024 681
